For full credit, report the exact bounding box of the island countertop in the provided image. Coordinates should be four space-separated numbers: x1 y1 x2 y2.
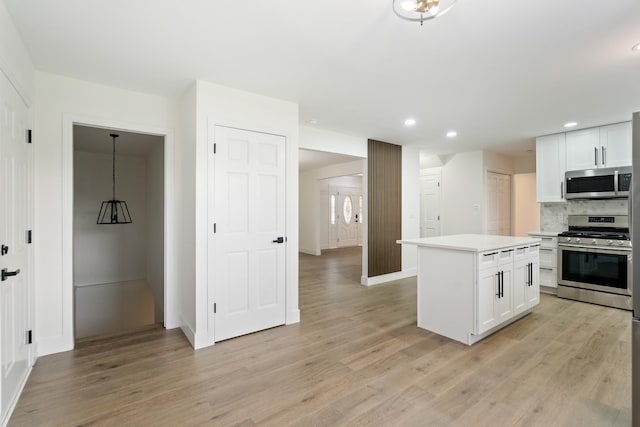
398 234 541 252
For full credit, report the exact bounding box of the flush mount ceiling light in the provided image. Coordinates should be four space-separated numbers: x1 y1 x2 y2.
446 130 457 138
393 0 457 26
404 118 417 126
632 43 640 51
563 121 578 128
97 133 133 225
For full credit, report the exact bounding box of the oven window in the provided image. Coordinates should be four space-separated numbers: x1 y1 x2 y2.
562 250 628 289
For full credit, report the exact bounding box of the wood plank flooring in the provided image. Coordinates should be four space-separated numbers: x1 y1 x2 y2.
10 246 632 426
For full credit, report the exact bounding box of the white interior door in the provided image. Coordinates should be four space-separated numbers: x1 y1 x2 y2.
336 186 360 248
0 72 32 423
486 172 511 236
420 172 441 237
212 126 286 342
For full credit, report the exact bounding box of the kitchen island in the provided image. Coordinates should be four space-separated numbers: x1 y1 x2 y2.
399 234 541 345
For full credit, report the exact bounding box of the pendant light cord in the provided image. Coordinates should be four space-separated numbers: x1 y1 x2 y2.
110 134 118 201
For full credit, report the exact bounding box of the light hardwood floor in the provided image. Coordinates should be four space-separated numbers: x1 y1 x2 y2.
10 247 632 426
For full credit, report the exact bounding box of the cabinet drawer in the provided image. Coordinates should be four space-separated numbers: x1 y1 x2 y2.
539 267 557 288
538 236 557 249
539 247 557 267
514 244 539 260
478 248 514 269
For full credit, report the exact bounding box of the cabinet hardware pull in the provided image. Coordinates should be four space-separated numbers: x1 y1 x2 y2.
540 267 554 271
501 249 514 253
594 146 598 166
483 252 498 257
601 146 606 166
560 181 564 199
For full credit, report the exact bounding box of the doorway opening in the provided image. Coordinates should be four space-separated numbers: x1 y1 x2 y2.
73 125 165 339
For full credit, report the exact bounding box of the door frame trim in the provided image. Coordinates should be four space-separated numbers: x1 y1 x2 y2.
61 114 177 351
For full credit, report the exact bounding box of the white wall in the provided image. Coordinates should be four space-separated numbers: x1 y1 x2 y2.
146 141 165 323
198 80 300 349
299 126 367 157
439 151 485 235
175 83 196 341
402 146 420 274
513 173 540 237
299 159 364 255
34 71 177 356
73 151 147 285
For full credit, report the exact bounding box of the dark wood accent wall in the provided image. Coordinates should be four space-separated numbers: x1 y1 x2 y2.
367 139 402 277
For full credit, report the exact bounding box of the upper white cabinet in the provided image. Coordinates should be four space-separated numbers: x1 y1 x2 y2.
565 122 631 171
566 127 600 171
599 122 632 168
536 133 566 203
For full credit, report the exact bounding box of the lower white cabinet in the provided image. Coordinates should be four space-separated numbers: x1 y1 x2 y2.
528 233 558 292
476 246 539 335
477 257 514 334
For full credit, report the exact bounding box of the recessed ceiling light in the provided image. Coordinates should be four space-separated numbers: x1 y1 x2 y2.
404 118 416 127
563 121 578 128
446 131 457 138
308 119 318 125
632 43 640 51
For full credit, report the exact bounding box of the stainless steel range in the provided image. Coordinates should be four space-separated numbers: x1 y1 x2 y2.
557 215 632 310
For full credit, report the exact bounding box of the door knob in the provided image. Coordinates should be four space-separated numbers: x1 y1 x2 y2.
272 237 285 244
1 268 20 281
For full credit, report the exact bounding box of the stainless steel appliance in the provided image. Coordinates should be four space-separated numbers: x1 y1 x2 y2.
632 112 639 427
565 166 632 200
557 215 632 310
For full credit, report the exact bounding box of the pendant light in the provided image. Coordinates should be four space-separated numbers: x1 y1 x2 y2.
97 133 133 224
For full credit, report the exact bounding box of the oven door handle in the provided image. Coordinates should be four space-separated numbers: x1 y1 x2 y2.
558 244 632 253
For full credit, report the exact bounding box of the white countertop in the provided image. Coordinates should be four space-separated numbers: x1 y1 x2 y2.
398 234 541 252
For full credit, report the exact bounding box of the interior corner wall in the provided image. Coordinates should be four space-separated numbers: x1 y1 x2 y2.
73 151 147 285
146 141 165 323
401 146 420 274
175 83 197 342
34 71 176 356
440 151 484 235
197 80 300 349
512 173 540 237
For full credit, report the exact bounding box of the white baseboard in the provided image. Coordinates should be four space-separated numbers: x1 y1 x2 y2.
299 248 321 256
180 319 196 348
361 268 417 286
1 365 32 427
286 309 300 325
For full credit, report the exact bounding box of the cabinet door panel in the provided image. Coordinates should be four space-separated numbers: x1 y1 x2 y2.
600 122 632 168
566 128 599 171
495 265 513 322
477 270 498 334
536 134 566 202
513 260 529 315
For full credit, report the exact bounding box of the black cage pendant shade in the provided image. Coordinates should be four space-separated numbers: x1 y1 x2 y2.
97 133 133 224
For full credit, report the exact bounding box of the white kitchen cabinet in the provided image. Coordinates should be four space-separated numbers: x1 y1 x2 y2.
566 127 600 171
565 122 631 171
513 245 540 315
477 251 514 334
599 122 632 168
400 234 540 345
536 133 566 203
528 233 558 293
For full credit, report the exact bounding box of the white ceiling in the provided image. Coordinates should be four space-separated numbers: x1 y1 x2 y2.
299 149 363 171
6 0 640 157
74 125 162 156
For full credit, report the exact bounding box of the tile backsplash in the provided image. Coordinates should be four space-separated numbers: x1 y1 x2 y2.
540 199 629 232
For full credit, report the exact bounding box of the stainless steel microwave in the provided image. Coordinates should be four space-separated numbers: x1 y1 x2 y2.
565 166 632 199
